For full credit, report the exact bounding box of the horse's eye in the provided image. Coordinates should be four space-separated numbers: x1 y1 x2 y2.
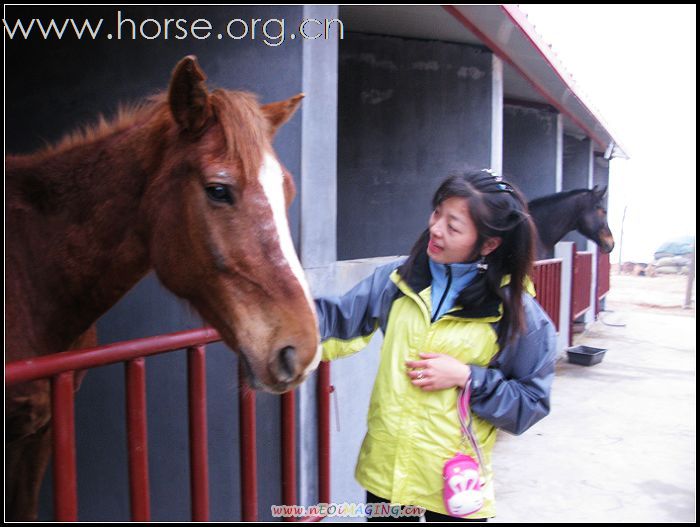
205 185 234 205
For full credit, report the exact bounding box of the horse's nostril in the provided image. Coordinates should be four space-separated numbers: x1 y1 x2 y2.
277 346 298 381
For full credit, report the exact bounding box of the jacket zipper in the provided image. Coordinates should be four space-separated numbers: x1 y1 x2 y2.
431 264 452 323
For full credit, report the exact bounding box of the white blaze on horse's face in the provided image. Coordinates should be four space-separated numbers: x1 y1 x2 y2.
258 152 322 374
257 152 313 306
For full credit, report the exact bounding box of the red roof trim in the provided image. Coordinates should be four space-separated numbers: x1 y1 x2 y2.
442 4 609 151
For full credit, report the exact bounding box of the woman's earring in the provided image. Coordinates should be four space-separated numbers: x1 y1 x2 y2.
477 255 488 273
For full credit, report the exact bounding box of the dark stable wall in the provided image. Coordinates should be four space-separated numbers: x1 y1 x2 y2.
337 32 494 260
503 104 559 202
593 154 611 210
563 134 593 250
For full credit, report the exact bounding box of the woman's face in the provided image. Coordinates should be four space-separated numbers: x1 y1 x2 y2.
427 197 479 264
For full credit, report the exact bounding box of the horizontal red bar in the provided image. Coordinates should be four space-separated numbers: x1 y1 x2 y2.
6 327 220 386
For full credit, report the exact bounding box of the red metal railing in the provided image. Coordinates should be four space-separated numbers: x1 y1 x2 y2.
5 328 331 522
532 258 562 331
572 252 593 320
595 252 611 316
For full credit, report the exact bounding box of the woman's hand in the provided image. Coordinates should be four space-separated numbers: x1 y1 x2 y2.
405 353 471 391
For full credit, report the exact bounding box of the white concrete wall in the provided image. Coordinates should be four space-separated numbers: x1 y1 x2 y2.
555 241 575 353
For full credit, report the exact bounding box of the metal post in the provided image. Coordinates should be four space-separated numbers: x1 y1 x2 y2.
126 358 151 521
684 239 695 309
317 362 331 505
52 372 78 521
282 391 297 521
188 346 210 521
239 367 258 521
555 242 575 352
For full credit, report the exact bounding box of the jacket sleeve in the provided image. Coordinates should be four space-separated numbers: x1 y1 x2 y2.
314 261 400 362
468 299 558 435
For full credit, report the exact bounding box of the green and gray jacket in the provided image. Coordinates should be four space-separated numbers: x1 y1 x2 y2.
315 254 557 518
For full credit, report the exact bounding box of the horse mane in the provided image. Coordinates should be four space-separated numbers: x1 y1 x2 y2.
38 94 169 156
31 89 269 181
528 188 592 209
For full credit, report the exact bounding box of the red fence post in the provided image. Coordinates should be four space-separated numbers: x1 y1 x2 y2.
282 390 297 521
297 361 332 523
239 366 258 521
596 252 611 317
126 358 151 521
52 372 78 521
317 362 331 506
188 345 210 521
555 260 562 330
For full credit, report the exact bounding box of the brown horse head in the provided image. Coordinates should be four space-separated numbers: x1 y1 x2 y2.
144 56 319 393
4 54 323 522
529 186 615 258
576 185 615 254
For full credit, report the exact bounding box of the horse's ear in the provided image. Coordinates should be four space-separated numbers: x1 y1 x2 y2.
168 56 213 134
261 94 304 137
593 185 608 200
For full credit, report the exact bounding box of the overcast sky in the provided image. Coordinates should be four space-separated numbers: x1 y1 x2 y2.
519 4 696 263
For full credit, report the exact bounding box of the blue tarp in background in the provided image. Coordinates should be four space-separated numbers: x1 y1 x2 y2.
654 236 695 260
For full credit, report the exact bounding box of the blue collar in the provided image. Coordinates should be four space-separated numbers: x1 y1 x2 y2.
429 258 481 280
428 258 480 321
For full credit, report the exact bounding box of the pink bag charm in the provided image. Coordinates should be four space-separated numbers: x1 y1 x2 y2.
443 377 486 518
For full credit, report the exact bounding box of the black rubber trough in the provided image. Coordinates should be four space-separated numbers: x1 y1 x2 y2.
566 345 607 366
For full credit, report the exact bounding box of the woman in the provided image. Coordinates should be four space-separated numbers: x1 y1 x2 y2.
315 171 557 521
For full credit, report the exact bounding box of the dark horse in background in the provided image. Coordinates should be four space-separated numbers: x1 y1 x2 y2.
6 56 322 521
528 185 615 260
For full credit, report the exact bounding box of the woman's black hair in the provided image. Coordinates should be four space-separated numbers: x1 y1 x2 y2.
398 171 536 347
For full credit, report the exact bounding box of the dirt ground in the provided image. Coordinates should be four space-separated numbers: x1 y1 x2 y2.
605 273 695 315
490 273 696 523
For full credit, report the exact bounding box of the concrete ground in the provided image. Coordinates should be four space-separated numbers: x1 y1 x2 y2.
491 274 696 522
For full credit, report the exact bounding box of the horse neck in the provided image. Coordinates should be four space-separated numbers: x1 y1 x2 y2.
530 193 586 248
6 114 169 356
